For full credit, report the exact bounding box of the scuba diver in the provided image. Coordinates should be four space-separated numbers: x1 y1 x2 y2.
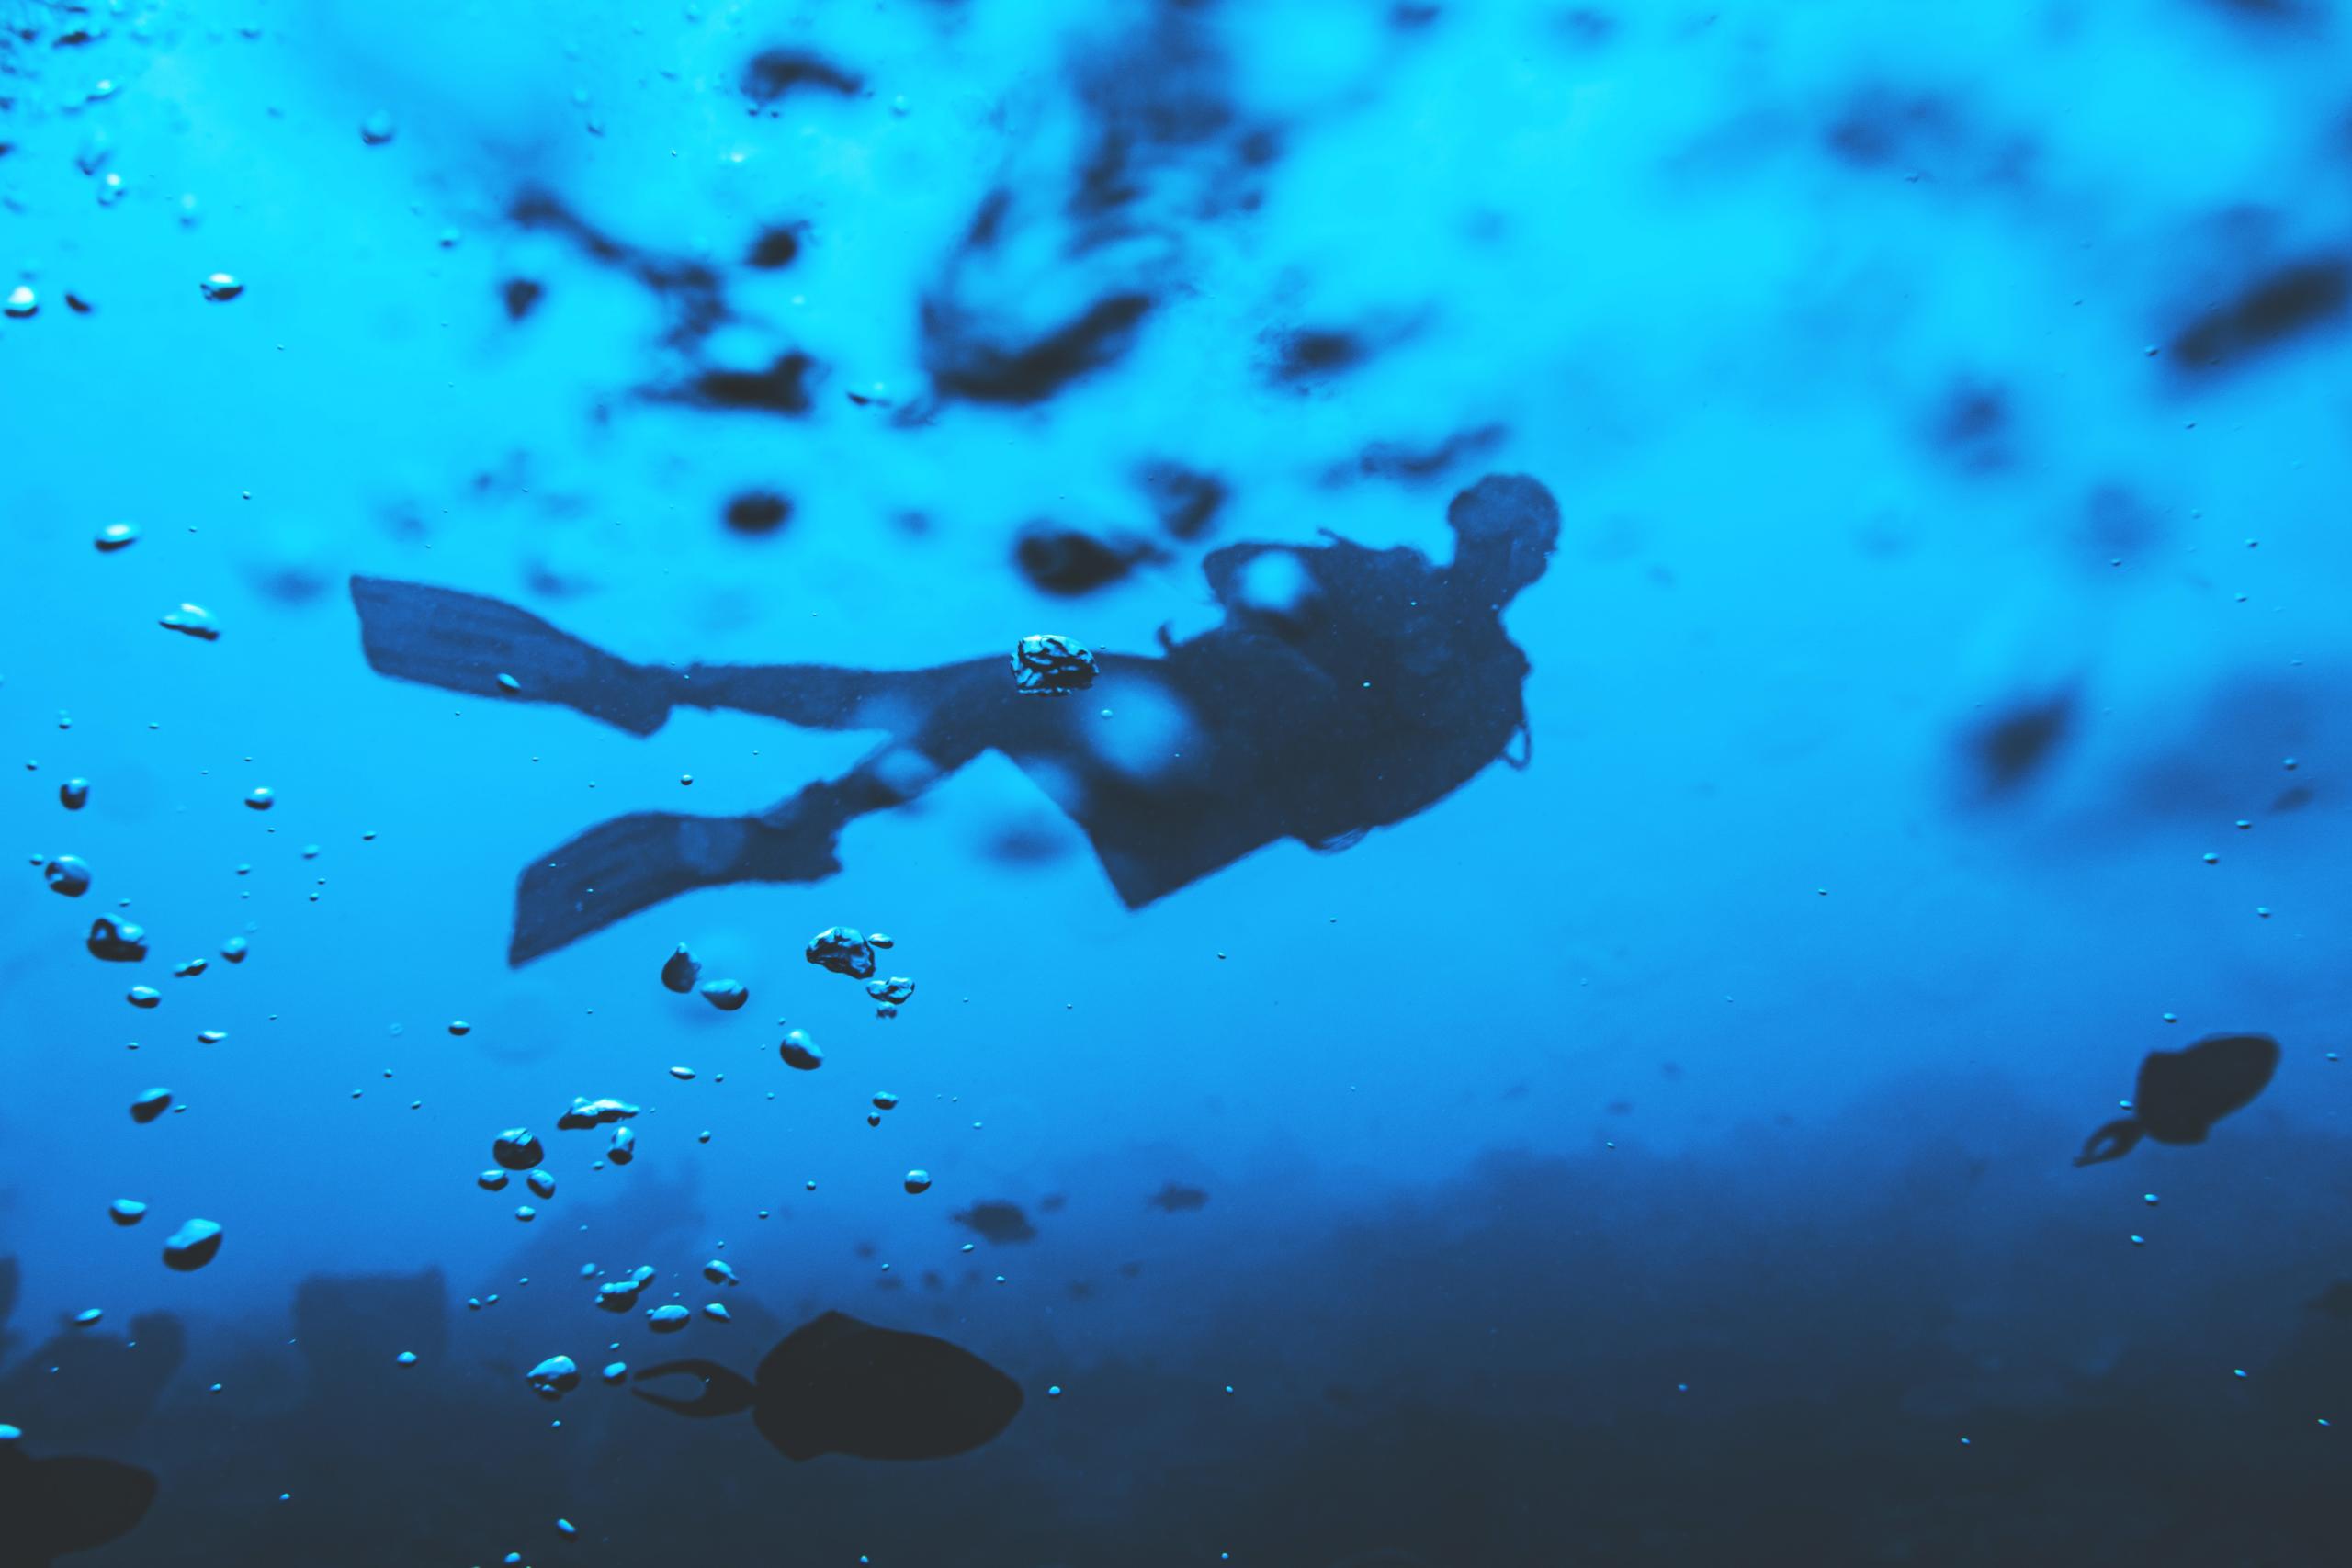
349 473 1559 964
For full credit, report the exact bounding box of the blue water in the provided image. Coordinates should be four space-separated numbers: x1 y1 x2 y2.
5 1 2352 1562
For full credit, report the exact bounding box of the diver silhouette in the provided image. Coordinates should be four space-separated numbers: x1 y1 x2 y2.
630 1310 1023 1461
2074 1032 2280 1167
350 473 1557 964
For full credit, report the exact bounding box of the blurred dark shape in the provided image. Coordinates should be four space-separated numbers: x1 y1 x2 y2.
350 475 1557 964
2169 258 2349 374
2074 1033 2280 1166
1066 7 1240 219
0 1441 157 1566
746 226 802 268
1342 423 1508 485
1390 4 1442 27
978 822 1072 869
1826 90 1960 168
1064 1280 1095 1301
1966 691 2074 795
1269 327 1370 385
724 491 793 536
2201 0 2326 25
1148 1182 1209 1213
671 352 819 417
1137 462 1227 540
510 190 729 349
742 50 862 105
952 1201 1037 1245
1039 1194 1068 1213
0 1310 183 1449
1014 524 1163 594
500 278 543 321
1927 378 2013 472
2308 1280 2352 1319
2273 784 2313 811
632 1311 1022 1461
2076 484 2162 560
1557 7 1618 41
1116 1259 1141 1277
922 291 1152 405
2123 671 2324 819
251 565 330 604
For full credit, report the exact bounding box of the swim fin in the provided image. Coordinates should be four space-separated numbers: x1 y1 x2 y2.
510 801 844 965
630 1359 758 1418
349 576 676 736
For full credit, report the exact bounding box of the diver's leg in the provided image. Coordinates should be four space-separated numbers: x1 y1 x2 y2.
677 659 999 731
511 784 855 964
507 740 982 965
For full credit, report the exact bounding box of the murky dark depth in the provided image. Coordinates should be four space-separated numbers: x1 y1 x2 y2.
5 2 2352 1563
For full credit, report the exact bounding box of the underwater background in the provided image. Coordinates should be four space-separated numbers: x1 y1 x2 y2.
6 0 2352 1562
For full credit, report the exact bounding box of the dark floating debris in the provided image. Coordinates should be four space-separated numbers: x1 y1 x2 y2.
1137 462 1226 540
903 1169 933 1195
661 943 701 993
1011 634 1098 696
2075 1033 2281 1167
198 273 243 303
357 109 397 145
107 1200 147 1226
865 976 916 1006
477 1170 509 1191
723 491 791 536
173 958 207 977
220 936 247 964
526 1170 557 1201
806 926 876 979
162 1217 222 1271
159 604 220 641
746 227 801 269
609 1125 637 1165
557 1097 639 1131
1147 1181 1209 1213
42 856 90 897
59 777 90 809
130 1089 172 1124
704 1260 740 1287
633 1311 1023 1461
492 1129 545 1171
741 49 862 104
648 1304 692 1334
700 978 750 1011
92 523 138 553
126 987 160 1010
778 1029 824 1071
1012 524 1160 596
953 1201 1037 1245
243 787 273 811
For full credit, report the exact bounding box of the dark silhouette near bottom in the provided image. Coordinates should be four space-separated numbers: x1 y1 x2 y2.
632 1310 1023 1461
2074 1032 2280 1167
348 474 1557 964
0 1441 156 1567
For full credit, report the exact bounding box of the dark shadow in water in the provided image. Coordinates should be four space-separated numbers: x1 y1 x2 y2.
348 474 1559 964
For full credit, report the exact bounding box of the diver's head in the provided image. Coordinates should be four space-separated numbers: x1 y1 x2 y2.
1446 474 1559 602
